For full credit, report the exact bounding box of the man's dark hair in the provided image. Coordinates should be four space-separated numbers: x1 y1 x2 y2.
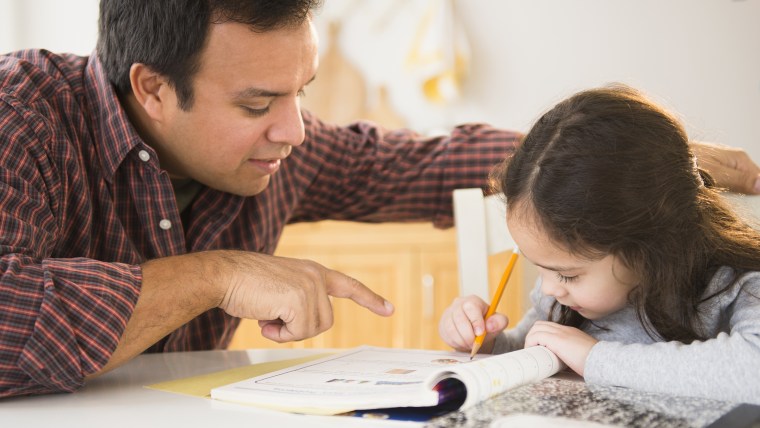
97 0 322 109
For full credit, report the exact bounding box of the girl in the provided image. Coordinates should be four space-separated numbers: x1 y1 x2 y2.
439 85 760 404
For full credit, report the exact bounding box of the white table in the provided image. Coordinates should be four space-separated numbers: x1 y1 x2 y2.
0 349 381 428
1 348 742 428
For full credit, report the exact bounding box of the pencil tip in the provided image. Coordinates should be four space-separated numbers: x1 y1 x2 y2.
469 342 481 360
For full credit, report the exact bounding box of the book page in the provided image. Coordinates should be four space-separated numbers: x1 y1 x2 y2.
211 347 487 414
426 345 562 410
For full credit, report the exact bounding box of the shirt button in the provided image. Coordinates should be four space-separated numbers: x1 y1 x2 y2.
159 219 172 230
138 150 151 162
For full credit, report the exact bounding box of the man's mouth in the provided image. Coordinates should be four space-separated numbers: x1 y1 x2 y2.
248 158 282 174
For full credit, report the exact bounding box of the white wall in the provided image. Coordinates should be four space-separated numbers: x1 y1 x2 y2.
0 0 99 55
450 0 760 163
2 0 758 161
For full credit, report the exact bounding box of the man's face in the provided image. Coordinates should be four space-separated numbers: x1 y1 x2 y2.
154 20 318 196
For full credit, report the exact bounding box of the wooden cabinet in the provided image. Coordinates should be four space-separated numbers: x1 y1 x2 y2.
228 221 526 351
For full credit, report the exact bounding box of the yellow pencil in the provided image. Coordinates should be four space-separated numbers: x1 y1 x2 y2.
470 246 520 359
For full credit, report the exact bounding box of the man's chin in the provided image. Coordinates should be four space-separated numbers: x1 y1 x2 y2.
220 177 271 197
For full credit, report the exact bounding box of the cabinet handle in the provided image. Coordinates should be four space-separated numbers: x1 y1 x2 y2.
422 274 434 319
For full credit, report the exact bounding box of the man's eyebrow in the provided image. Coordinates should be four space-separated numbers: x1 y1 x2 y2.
232 75 317 100
232 87 284 100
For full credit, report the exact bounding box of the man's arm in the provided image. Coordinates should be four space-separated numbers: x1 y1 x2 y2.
291 115 759 235
691 141 760 194
88 250 394 378
289 113 523 229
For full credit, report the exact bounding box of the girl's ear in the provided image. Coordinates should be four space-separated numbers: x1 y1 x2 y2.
128 63 172 122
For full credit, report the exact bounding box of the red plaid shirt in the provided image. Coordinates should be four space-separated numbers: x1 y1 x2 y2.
0 50 520 397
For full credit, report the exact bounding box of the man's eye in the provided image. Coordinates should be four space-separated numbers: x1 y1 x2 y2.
242 106 270 117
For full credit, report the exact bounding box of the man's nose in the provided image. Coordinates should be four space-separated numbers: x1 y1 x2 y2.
267 98 305 147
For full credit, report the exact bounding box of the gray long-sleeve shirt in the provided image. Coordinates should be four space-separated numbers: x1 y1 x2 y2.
492 266 760 405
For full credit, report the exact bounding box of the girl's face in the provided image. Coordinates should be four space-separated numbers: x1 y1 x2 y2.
507 204 638 320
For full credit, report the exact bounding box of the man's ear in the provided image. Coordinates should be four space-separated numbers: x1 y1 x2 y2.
129 63 172 122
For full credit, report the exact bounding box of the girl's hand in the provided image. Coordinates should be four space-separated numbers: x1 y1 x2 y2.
438 295 509 353
525 321 598 376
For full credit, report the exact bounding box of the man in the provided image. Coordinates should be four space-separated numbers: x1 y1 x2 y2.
0 0 757 398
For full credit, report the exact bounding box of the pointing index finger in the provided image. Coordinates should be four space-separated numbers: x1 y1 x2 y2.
325 270 394 316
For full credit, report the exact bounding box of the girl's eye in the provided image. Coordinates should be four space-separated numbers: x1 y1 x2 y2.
556 273 578 283
242 105 270 117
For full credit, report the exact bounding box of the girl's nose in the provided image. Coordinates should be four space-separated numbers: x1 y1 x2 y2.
540 276 568 298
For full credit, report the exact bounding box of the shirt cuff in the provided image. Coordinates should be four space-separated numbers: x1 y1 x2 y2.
17 260 142 393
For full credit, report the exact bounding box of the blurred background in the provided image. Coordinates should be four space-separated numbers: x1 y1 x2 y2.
2 0 758 160
3 0 759 350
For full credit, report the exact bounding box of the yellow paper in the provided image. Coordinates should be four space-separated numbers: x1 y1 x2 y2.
146 353 332 398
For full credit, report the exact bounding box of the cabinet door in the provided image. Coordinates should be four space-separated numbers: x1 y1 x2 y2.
305 250 416 348
414 250 460 350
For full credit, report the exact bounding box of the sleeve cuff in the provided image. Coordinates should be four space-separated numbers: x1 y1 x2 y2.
18 260 142 393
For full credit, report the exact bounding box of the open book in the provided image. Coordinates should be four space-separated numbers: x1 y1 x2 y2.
210 345 562 418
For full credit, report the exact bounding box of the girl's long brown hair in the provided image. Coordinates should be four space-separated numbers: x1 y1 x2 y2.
495 85 760 342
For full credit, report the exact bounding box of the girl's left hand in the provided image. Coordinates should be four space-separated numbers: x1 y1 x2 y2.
525 321 598 376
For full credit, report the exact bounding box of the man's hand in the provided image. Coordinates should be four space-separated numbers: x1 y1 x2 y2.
217 251 394 342
89 251 393 378
690 141 760 194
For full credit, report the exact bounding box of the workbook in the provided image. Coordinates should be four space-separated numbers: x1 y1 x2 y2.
210 345 562 419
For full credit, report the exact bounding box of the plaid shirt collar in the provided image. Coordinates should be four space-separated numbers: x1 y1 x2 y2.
84 52 155 183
